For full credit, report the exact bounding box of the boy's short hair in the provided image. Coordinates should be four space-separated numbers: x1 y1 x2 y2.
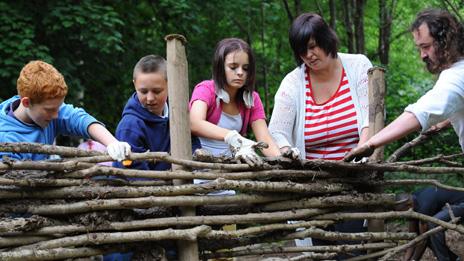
17 61 68 104
133 55 167 81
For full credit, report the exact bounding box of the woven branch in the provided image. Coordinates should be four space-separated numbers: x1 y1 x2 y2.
314 210 464 234
260 193 395 211
203 242 396 259
0 178 352 199
0 247 112 261
15 225 211 250
0 194 293 215
1 209 331 236
64 165 334 180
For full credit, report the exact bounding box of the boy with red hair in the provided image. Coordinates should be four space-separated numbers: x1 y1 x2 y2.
0 60 130 161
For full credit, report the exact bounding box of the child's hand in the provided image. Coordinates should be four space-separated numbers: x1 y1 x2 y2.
107 141 131 161
224 130 263 167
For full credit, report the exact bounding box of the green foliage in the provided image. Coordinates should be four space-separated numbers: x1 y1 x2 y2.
0 0 463 185
0 2 52 94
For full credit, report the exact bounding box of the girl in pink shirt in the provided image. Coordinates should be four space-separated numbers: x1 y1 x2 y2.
189 38 280 165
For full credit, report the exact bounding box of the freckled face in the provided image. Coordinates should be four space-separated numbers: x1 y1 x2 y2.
134 72 168 116
224 51 249 90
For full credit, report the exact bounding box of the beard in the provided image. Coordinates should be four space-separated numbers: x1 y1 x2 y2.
423 56 445 74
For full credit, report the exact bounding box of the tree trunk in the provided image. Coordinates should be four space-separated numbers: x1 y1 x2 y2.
329 0 336 30
342 0 354 53
378 0 395 65
294 0 302 16
353 0 366 54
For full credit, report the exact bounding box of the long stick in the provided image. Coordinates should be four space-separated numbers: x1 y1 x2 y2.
0 193 293 215
0 178 351 199
1 209 331 236
14 225 211 250
203 242 395 259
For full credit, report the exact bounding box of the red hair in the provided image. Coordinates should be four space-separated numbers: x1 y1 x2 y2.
17 61 68 104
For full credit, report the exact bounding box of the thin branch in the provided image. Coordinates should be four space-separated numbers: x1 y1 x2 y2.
14 225 211 250
0 246 117 261
377 217 460 261
1 209 332 236
0 179 351 199
390 153 464 165
0 194 293 215
314 210 464 234
203 242 396 259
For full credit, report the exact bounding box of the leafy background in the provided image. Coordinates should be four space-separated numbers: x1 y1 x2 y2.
1 0 463 188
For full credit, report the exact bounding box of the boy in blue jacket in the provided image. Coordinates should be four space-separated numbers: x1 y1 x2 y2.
0 60 131 161
114 54 200 171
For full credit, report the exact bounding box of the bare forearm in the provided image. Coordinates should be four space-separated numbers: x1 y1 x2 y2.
87 123 118 146
358 127 369 146
252 119 281 157
369 112 421 148
190 120 230 141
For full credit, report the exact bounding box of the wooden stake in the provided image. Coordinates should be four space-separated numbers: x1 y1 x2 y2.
165 34 199 261
367 67 386 241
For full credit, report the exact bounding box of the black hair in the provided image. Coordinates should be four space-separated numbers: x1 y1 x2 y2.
289 13 339 66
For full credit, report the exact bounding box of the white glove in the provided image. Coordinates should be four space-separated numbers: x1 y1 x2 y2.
224 130 263 167
352 156 369 164
281 147 300 160
107 141 131 161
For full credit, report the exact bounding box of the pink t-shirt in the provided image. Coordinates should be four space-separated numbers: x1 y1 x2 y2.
189 80 265 135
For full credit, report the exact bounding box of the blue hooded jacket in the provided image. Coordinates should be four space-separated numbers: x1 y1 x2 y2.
114 93 200 170
0 96 98 160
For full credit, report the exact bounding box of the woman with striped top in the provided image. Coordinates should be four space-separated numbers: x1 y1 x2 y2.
269 13 373 161
268 13 373 255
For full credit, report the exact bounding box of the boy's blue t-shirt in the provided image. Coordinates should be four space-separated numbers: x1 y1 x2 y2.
113 93 200 171
0 96 99 160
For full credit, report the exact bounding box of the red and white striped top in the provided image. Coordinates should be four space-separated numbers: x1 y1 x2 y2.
304 66 359 160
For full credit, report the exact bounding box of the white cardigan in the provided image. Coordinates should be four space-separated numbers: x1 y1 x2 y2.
269 53 373 158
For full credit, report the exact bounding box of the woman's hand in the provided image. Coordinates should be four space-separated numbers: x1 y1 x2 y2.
343 142 374 162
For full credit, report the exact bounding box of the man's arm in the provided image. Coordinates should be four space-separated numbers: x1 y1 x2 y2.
88 123 131 161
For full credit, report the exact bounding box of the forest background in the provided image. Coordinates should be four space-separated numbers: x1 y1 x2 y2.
1 0 463 189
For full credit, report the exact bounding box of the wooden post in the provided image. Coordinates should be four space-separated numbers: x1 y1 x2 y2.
367 67 386 235
165 34 199 261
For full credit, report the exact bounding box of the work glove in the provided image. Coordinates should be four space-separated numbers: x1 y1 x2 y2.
224 130 263 167
107 141 131 161
343 142 374 162
281 146 300 160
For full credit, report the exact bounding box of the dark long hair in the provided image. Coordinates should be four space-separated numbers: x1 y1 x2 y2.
289 13 339 66
411 9 464 73
212 38 256 99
